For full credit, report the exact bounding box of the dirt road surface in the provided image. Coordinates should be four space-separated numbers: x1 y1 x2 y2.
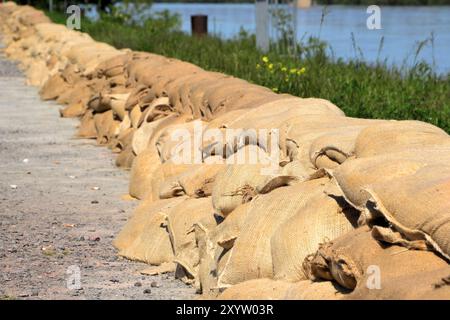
0 43 196 300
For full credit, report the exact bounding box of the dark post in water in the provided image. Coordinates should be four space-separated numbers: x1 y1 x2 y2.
191 15 208 37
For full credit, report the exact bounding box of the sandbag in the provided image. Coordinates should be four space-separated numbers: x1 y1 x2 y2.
159 163 224 199
93 53 130 78
309 126 372 169
210 202 251 251
331 147 450 211
346 267 450 300
354 120 450 158
115 145 135 169
40 73 71 100
218 277 345 300
304 226 448 293
93 110 120 145
271 188 358 282
131 102 184 156
194 216 223 296
218 178 339 287
59 101 86 118
113 197 185 264
166 198 217 283
128 149 162 200
76 109 97 139
155 119 205 163
284 280 347 300
201 99 347 160
365 164 450 259
218 278 292 300
212 145 295 217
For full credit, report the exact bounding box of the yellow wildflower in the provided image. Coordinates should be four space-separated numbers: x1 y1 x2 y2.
268 63 273 70
297 67 306 75
281 67 287 72
272 87 279 92
256 63 261 69
262 56 269 63
290 68 297 74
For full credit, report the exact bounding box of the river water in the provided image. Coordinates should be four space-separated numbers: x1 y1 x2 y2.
150 4 450 74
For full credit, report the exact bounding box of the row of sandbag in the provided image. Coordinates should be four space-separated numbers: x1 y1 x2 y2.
1 2 449 300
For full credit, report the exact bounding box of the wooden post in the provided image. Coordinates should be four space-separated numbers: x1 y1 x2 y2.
191 15 208 37
255 0 269 52
49 0 53 12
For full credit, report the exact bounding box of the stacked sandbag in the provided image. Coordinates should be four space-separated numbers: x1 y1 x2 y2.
304 226 449 299
1 3 448 300
217 278 345 300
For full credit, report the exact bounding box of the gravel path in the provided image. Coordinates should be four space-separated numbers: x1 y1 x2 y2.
0 43 196 300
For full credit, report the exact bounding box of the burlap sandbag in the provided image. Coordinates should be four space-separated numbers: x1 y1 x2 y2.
345 266 450 300
286 117 379 165
284 280 347 300
56 81 93 108
59 101 86 118
200 78 273 119
159 163 224 199
166 198 216 283
179 164 225 198
210 117 369 168
111 127 134 153
204 90 283 121
129 150 193 200
128 149 162 200
211 145 294 217
110 93 130 120
129 104 143 129
218 278 345 300
193 216 224 296
146 65 203 101
354 120 450 158
93 110 120 145
210 202 250 251
304 226 448 293
93 52 130 78
131 100 186 156
125 85 152 111
40 73 71 100
25 59 48 87
331 156 427 211
309 125 384 169
365 164 450 259
138 59 201 88
201 99 346 159
330 146 450 211
125 53 169 87
76 109 97 139
155 119 206 163
218 278 292 300
226 98 345 131
60 63 82 86
271 187 359 282
218 178 338 287
175 72 230 118
149 162 196 201
113 197 185 264
115 145 135 169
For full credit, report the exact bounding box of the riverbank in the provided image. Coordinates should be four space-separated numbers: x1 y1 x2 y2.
46 10 450 133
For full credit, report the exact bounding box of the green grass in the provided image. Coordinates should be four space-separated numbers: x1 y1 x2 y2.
45 11 450 133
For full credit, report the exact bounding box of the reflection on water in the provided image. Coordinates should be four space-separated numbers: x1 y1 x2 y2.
151 4 450 74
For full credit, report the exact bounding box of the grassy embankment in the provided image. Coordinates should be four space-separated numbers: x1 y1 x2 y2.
46 10 450 132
